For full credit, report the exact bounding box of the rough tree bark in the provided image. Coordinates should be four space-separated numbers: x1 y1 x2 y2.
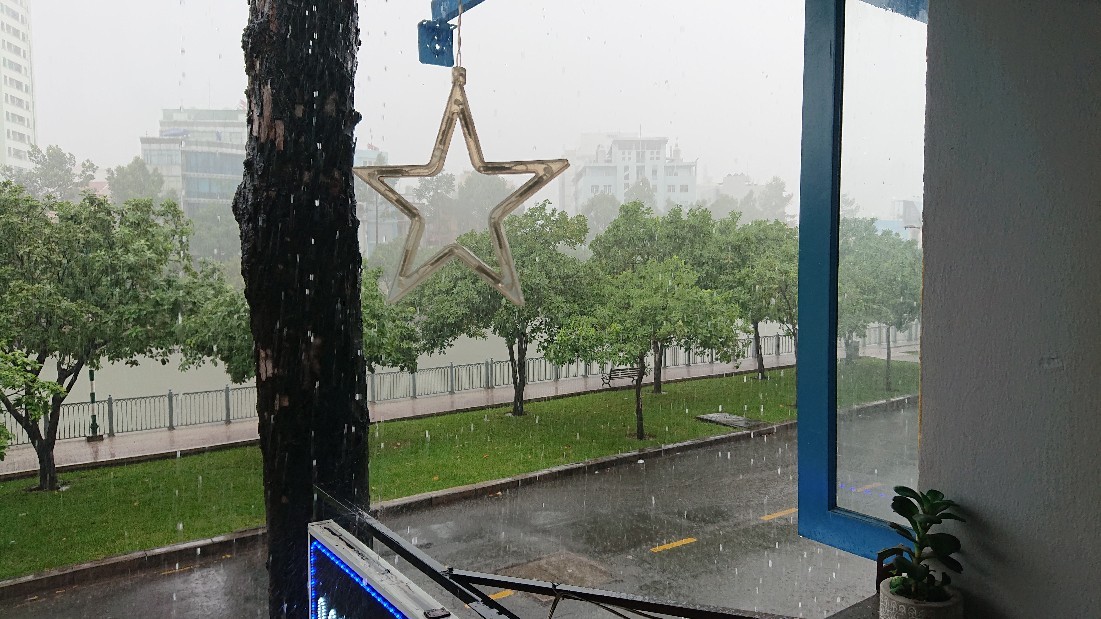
507 333 528 416
234 2 367 617
633 354 646 440
651 340 665 394
752 321 767 380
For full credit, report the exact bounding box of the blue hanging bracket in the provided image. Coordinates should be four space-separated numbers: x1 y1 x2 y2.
418 0 490 66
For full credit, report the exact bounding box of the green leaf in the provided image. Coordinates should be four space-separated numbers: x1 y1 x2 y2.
891 495 919 519
894 485 922 502
889 522 916 543
938 554 964 574
928 532 962 557
892 556 915 576
912 513 943 529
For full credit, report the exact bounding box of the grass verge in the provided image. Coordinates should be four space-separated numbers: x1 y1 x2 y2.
0 358 917 581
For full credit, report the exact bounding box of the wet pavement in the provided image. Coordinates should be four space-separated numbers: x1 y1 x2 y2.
0 404 919 618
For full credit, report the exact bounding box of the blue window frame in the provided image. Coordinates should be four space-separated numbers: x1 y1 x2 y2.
796 0 926 559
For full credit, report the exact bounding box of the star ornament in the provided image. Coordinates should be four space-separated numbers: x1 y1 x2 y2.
354 67 569 306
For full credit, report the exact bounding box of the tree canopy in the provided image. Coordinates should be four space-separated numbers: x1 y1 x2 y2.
0 145 97 203
105 156 165 204
0 183 193 489
735 176 793 223
547 258 743 438
409 200 588 416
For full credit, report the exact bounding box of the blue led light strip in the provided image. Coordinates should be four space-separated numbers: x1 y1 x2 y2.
309 540 409 619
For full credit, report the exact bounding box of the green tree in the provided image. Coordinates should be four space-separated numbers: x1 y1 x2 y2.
871 231 922 391
177 263 255 383
0 348 64 462
410 201 588 416
413 172 456 219
836 218 922 389
624 178 656 210
707 217 798 382
578 192 619 239
592 202 718 392
0 145 97 202
105 157 165 204
453 172 514 226
189 203 242 265
547 258 742 439
0 184 193 490
736 176 793 223
180 266 421 382
590 201 659 275
838 217 882 363
359 269 421 373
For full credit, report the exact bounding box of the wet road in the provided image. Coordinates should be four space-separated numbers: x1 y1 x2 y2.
1 408 918 619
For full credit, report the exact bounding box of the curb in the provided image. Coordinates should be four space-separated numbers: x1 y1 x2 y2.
372 420 798 515
841 394 917 416
0 527 266 603
0 420 798 601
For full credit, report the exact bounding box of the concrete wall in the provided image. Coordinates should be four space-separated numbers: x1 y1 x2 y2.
921 2 1101 617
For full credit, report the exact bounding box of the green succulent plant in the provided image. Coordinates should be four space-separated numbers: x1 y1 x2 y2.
882 486 965 602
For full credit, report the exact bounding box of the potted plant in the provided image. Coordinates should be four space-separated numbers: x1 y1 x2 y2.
879 486 965 619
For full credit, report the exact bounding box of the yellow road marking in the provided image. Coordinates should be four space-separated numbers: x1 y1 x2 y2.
855 482 883 492
650 537 697 553
489 590 514 600
760 507 798 521
160 565 195 575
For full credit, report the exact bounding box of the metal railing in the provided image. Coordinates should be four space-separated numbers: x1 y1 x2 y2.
2 323 919 447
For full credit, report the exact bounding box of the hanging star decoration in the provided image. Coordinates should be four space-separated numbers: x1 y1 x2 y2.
354 67 569 306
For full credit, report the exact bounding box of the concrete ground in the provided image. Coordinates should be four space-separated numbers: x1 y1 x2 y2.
0 404 919 619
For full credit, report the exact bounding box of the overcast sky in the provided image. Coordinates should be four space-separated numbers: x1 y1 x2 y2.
29 0 925 219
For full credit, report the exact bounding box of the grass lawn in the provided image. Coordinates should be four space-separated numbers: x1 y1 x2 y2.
0 358 917 581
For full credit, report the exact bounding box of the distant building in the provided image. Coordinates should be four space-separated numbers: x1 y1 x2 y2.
896 198 923 245
140 109 247 215
0 0 36 169
353 145 408 258
568 136 697 214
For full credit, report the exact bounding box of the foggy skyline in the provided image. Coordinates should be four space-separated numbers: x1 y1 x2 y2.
30 1 925 219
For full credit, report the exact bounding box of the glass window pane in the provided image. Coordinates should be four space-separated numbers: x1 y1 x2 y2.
836 0 927 522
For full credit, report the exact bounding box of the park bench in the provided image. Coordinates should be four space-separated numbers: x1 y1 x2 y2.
601 366 642 388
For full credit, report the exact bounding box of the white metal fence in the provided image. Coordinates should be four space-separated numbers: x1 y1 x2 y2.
2 322 919 446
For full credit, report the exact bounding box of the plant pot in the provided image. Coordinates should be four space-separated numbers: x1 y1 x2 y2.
879 579 963 619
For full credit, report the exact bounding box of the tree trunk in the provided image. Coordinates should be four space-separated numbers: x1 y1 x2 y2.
508 334 528 416
885 326 893 393
35 441 57 490
634 354 646 440
844 336 859 364
752 321 767 380
651 340 664 394
235 3 366 617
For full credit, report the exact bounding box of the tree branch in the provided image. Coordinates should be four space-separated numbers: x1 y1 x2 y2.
0 391 35 438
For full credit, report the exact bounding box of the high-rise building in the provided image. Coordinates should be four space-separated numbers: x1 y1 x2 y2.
0 0 36 169
140 109 247 215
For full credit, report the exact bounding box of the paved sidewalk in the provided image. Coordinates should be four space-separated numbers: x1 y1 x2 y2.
0 353 796 478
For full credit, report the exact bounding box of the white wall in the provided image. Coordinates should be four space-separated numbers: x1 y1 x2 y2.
921 2 1101 617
